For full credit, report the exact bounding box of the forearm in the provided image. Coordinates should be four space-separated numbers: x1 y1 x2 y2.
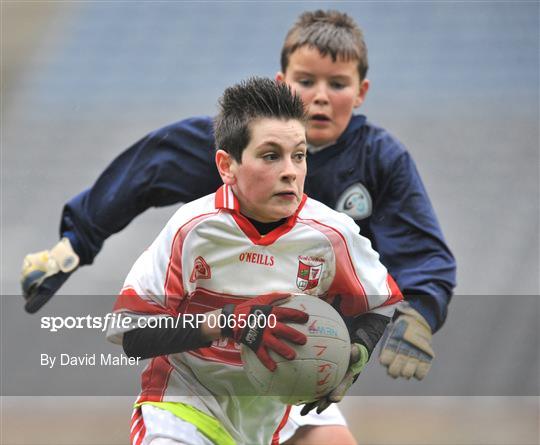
61 178 159 265
379 250 455 333
60 158 168 266
122 310 221 359
371 148 456 333
60 119 220 265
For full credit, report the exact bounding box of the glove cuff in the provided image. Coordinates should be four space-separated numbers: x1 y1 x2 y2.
350 343 369 376
395 303 435 357
239 305 273 351
50 238 80 273
397 302 432 332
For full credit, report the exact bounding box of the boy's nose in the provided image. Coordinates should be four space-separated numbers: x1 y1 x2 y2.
313 83 329 105
281 159 297 182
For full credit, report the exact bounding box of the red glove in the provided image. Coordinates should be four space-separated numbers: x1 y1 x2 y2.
221 293 308 371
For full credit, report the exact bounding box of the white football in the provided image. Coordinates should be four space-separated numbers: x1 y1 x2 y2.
241 294 350 405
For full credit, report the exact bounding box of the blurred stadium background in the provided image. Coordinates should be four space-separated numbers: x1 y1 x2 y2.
1 2 538 444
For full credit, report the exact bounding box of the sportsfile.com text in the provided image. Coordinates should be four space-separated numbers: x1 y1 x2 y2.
40 313 277 333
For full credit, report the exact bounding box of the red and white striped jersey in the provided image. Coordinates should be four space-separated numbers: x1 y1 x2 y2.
108 184 402 445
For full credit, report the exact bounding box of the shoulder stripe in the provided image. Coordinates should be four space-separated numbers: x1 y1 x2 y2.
164 211 220 311
298 217 369 315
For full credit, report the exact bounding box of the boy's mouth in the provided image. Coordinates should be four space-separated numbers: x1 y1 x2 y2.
275 191 297 200
310 114 331 123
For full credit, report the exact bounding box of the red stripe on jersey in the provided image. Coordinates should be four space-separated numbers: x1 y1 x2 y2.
164 211 219 311
231 194 308 246
130 410 142 434
139 356 174 402
299 218 369 316
134 424 145 445
272 405 292 445
215 185 225 208
114 287 175 316
130 408 144 444
386 273 403 305
183 287 251 312
215 185 239 211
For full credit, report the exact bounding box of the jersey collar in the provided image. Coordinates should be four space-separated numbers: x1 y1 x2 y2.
214 184 308 246
214 184 241 212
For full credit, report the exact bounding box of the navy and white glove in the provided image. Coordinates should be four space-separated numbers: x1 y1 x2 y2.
379 303 434 380
300 343 369 415
21 238 79 313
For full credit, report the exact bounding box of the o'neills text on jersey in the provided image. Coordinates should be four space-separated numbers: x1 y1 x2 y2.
239 252 275 267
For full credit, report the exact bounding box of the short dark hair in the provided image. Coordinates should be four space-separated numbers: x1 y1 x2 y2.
214 77 306 162
281 10 369 81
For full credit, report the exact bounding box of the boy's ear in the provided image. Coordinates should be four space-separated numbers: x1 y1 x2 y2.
275 72 285 83
215 149 237 185
354 79 370 108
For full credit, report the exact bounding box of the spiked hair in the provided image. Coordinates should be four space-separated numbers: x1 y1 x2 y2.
214 77 307 162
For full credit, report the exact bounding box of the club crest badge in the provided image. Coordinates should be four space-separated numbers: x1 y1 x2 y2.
189 256 211 282
335 183 372 220
296 259 323 291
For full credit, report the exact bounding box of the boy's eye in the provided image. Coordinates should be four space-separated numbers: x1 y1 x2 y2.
262 153 279 161
297 79 314 87
293 152 306 162
330 81 346 89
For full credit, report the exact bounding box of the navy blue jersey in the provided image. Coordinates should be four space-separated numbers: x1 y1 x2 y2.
61 114 455 332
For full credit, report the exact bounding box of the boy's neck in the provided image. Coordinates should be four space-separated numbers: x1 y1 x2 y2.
245 216 287 235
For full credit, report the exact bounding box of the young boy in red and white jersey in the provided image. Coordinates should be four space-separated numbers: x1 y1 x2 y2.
108 77 402 445
22 10 456 445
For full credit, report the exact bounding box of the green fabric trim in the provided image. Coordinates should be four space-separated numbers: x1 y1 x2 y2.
135 401 236 445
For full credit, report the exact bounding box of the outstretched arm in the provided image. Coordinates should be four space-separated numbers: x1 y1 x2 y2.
61 117 220 265
369 149 456 331
369 147 456 379
22 117 221 313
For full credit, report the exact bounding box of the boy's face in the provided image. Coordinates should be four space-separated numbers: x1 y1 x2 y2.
216 118 307 223
277 46 369 146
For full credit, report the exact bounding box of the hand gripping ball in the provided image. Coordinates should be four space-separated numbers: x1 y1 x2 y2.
241 294 350 405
